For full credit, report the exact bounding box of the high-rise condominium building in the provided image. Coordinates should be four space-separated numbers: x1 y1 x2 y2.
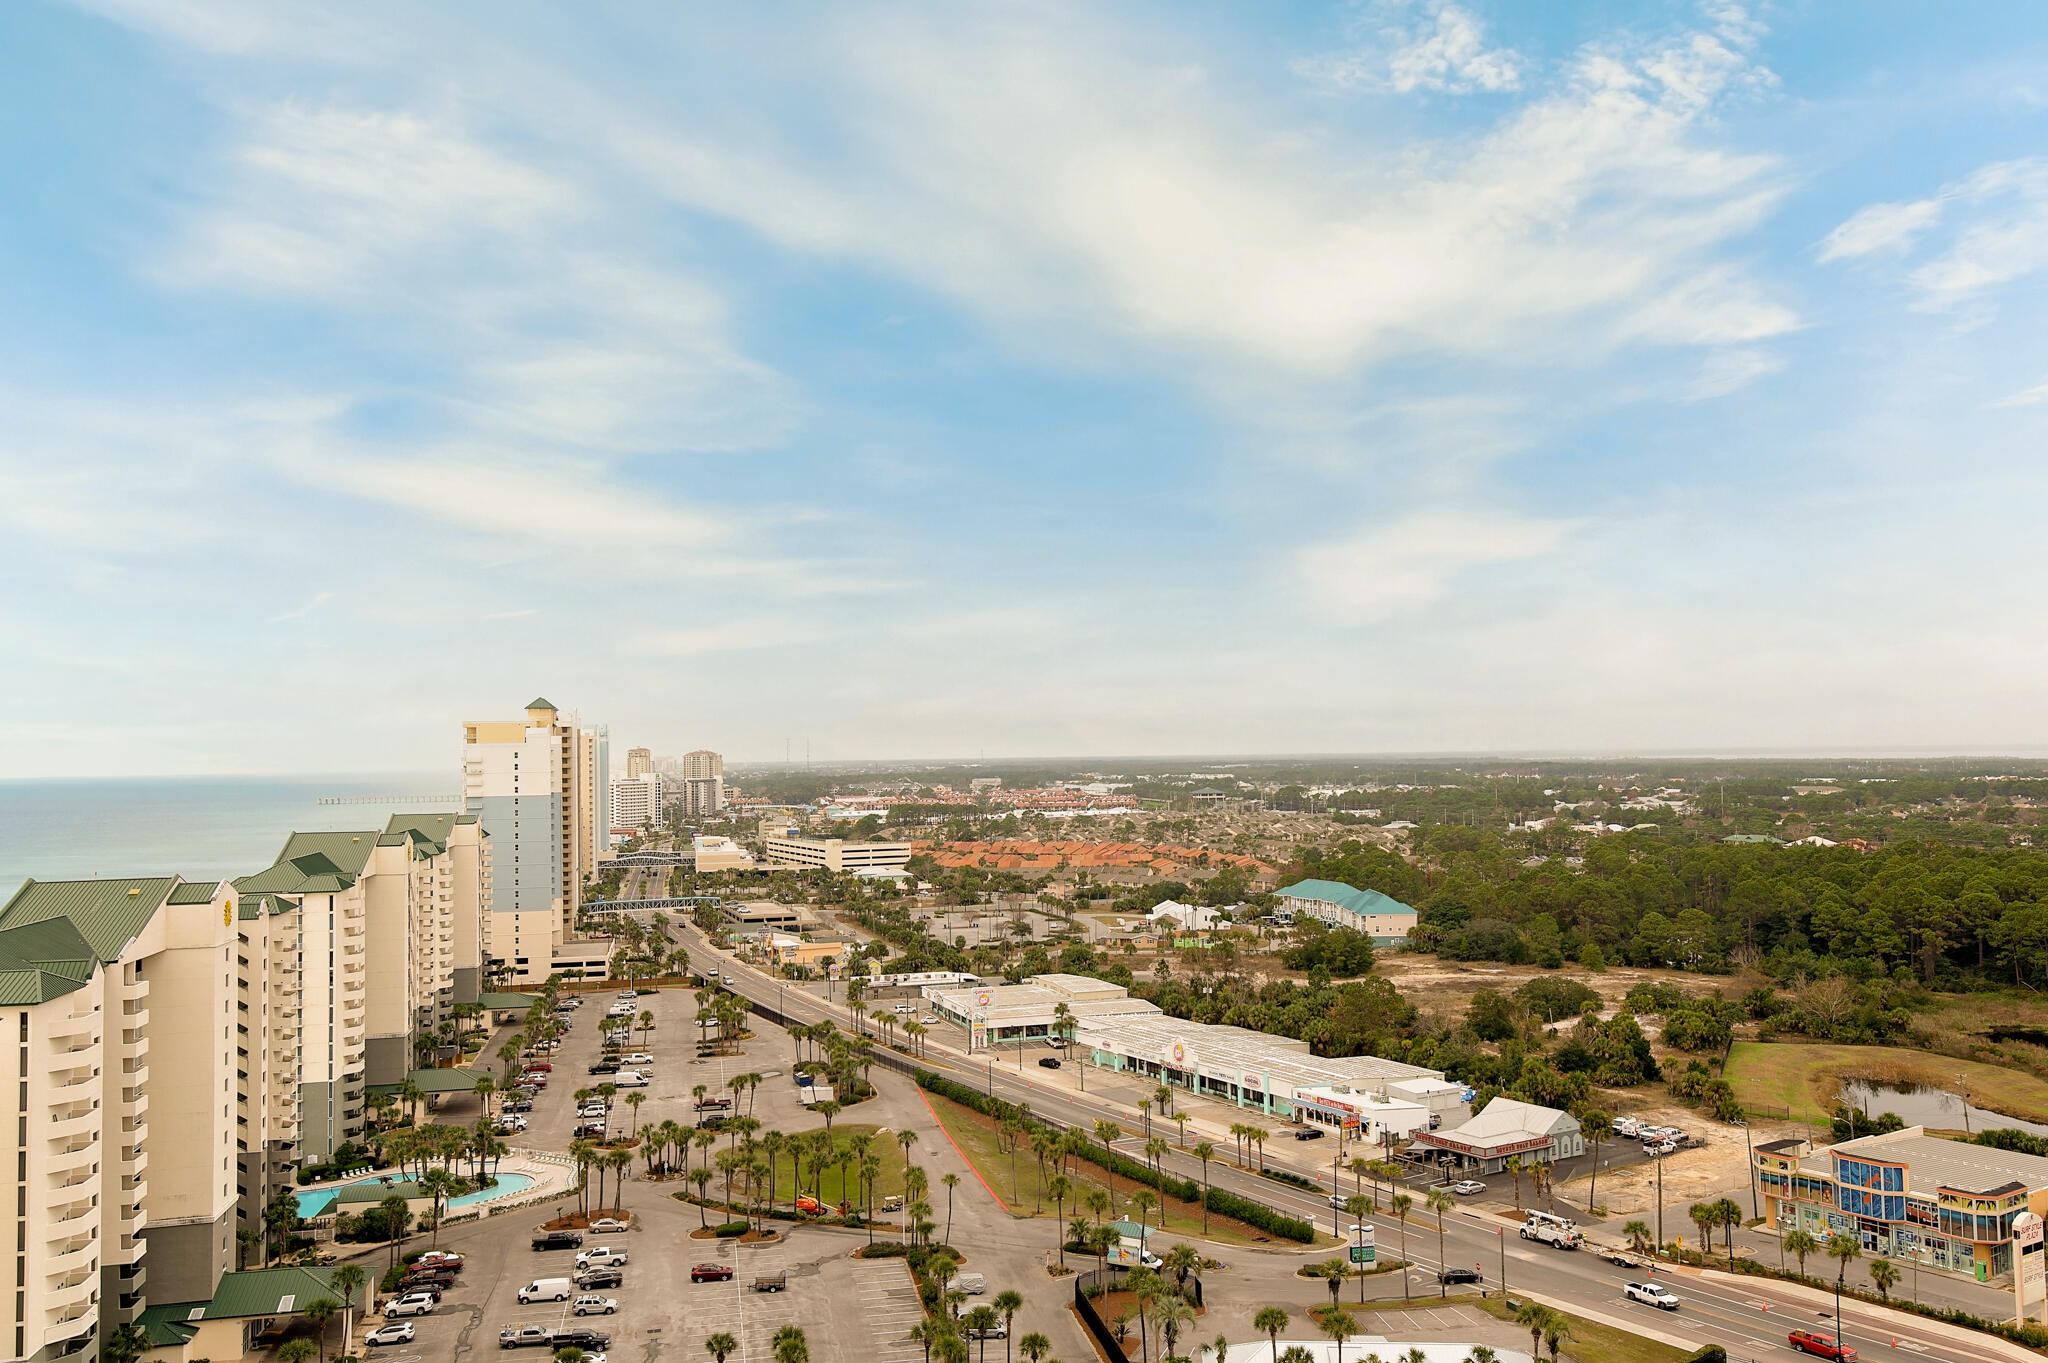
681 749 724 780
462 698 601 981
609 773 665 831
682 774 724 816
625 747 653 779
231 816 488 1172
0 876 240 1355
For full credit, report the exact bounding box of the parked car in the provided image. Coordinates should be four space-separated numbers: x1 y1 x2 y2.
1625 1282 1680 1311
552 1328 613 1351
416 1251 464 1269
924 1015 943 1025
1293 1126 1326 1141
575 1121 609 1139
613 1070 650 1087
532 1231 584 1251
1447 1180 1487 1195
1788 1331 1856 1360
1438 1268 1482 1285
691 1263 735 1283
576 1266 626 1289
623 1053 654 1066
383 1293 438 1318
504 1099 534 1114
500 1325 555 1349
588 1061 620 1075
590 1218 628 1234
576 1246 628 1268
520 1277 575 1304
572 1295 619 1316
1038 1057 1062 1069
1642 1141 1677 1157
398 1271 454 1293
966 1324 1008 1341
1612 1117 1642 1138
695 1097 732 1110
364 1323 416 1346
697 1114 729 1131
522 1061 553 1072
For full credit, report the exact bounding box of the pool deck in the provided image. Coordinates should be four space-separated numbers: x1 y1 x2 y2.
296 1151 571 1220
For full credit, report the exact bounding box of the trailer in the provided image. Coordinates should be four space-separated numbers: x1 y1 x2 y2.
753 1272 788 1293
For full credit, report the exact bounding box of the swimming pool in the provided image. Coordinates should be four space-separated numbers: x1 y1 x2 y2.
296 1170 535 1219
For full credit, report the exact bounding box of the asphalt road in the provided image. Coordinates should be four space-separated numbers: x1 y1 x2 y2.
678 921 2030 1363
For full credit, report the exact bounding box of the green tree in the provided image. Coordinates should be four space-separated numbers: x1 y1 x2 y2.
330 1263 368 1357
1316 1307 1357 1363
304 1296 340 1363
1784 1228 1819 1278
1253 1307 1290 1363
705 1332 740 1363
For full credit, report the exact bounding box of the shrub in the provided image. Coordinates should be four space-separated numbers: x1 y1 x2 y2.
858 1241 909 1258
713 1220 749 1238
1258 1168 1318 1191
1205 1188 1314 1242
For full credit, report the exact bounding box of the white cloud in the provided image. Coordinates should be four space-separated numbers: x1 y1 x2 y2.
1818 197 1944 262
1989 377 2048 408
1294 508 1574 624
1822 158 2048 308
1687 346 1785 399
267 591 333 623
1301 3 1523 95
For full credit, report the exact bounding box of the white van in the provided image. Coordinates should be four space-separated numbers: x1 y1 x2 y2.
614 1069 650 1087
519 1277 573 1303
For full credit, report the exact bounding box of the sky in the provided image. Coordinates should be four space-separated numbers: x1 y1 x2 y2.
4 0 2048 775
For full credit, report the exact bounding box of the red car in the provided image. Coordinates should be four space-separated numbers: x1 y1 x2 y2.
415 1252 464 1270
691 1263 734 1283
1788 1331 1856 1360
522 1062 552 1073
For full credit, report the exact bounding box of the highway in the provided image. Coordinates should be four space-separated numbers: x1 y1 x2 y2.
668 919 2029 1363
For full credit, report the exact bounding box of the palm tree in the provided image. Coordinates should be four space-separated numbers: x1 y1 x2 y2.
1461 1349 1499 1363
627 1090 647 1135
899 1128 919 1169
1391 1193 1414 1302
1624 1220 1653 1256
1503 1156 1525 1212
1541 1315 1572 1363
705 1332 739 1363
102 1322 152 1363
1193 1142 1215 1232
1513 1302 1557 1363
963 1307 1001 1363
378 1192 412 1269
943 1173 961 1243
1869 1257 1900 1302
304 1296 340 1363
1254 1306 1289 1363
1426 1188 1457 1297
1315 1258 1346 1309
419 1168 460 1247
474 1074 497 1117
278 1340 316 1363
1828 1232 1861 1347
1129 1189 1158 1232
1048 1174 1073 1261
1785 1227 1819 1279
1581 1110 1611 1211
1687 1202 1714 1260
994 1289 1024 1363
1714 1197 1745 1267
330 1263 368 1356
1019 1332 1051 1363
1317 1307 1357 1363
1155 1293 1194 1363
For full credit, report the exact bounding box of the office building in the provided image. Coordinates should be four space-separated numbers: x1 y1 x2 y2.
681 749 724 780
609 773 665 832
625 746 653 779
463 698 600 981
691 836 757 872
761 833 911 873
1757 1126 2048 1283
0 875 241 1357
682 774 724 816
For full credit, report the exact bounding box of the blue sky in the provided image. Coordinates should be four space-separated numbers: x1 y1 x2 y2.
5 0 2048 775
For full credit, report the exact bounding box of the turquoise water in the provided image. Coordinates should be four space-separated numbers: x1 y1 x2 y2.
0 772 447 890
297 1171 535 1219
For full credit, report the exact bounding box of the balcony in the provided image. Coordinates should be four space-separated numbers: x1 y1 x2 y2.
119 1057 146 1078
118 1174 145 1199
51 1065 96 1091
48 1014 96 1046
48 1105 97 1143
48 1165 96 1192
120 1000 147 1023
119 1088 147 1114
50 1196 96 1226
46 1232 94 1269
44 1275 95 1320
117 1144 145 1173
120 1032 148 1059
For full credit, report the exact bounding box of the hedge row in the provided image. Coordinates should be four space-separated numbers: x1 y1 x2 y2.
1205 1187 1314 1243
914 1070 1199 1201
1259 1167 1319 1191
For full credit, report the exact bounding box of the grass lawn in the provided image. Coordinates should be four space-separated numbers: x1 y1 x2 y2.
924 1092 1338 1248
1723 1042 2048 1124
1474 1296 1692 1363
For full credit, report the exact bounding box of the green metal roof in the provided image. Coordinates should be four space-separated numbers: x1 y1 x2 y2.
1275 878 1417 918
337 1177 423 1204
406 1066 494 1094
478 991 540 1010
136 1301 203 1346
167 880 222 905
200 1264 363 1319
237 890 298 921
0 876 176 962
235 830 385 895
385 812 465 858
527 696 556 710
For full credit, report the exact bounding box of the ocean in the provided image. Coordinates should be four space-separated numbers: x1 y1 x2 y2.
0 773 455 892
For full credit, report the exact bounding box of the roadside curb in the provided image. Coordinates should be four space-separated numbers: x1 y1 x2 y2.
1507 1287 1702 1353
1697 1268 2044 1363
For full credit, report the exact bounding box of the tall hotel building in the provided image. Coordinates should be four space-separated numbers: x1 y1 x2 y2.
0 876 240 1358
463 698 604 982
